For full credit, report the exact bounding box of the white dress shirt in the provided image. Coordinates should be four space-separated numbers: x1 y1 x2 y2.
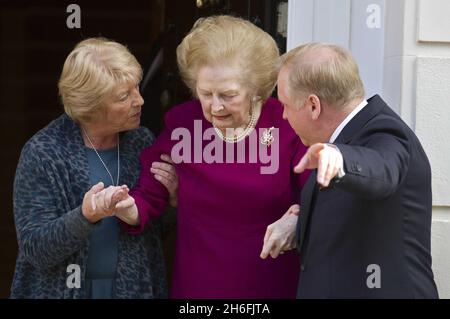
329 99 368 143
327 99 368 178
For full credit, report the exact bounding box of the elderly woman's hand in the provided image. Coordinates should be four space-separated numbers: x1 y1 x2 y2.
83 184 140 226
259 204 300 259
82 183 129 223
151 154 178 207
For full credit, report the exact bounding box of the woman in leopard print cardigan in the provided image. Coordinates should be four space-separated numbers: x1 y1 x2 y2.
10 38 177 298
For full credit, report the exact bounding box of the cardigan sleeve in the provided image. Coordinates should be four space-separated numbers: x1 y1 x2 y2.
13 142 97 269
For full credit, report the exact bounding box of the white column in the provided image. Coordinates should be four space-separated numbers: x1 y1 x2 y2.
287 0 385 100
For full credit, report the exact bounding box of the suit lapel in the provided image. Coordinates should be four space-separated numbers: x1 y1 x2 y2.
334 95 387 144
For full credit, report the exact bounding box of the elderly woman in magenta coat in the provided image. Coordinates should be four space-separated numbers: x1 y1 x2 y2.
97 16 310 298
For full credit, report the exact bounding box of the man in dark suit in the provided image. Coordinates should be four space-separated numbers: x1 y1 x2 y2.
265 43 438 298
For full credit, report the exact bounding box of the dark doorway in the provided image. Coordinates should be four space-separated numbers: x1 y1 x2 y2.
141 0 288 135
0 0 288 298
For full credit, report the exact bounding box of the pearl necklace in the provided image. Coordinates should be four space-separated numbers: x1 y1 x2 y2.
213 104 258 143
82 127 120 186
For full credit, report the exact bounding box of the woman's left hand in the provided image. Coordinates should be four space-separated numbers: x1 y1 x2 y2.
151 154 178 207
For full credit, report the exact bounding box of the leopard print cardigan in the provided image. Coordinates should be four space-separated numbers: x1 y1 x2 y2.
11 113 169 298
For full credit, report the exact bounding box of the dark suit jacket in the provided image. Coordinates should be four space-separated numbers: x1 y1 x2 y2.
296 95 438 299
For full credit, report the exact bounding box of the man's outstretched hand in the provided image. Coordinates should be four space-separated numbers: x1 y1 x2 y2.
294 143 344 188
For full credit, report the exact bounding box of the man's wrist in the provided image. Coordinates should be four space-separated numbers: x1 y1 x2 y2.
326 143 346 179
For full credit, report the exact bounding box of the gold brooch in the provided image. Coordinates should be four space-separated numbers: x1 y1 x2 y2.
260 127 275 146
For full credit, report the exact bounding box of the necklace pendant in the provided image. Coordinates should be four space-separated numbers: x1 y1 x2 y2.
82 127 120 186
260 127 275 146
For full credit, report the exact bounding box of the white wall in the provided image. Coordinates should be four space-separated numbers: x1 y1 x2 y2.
288 0 450 298
384 0 450 298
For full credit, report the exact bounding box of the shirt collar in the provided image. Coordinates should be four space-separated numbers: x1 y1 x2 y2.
329 99 368 143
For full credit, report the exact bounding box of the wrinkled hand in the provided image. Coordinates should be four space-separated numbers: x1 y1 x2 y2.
294 143 344 188
260 204 300 259
82 183 129 224
114 189 140 226
151 154 178 207
87 184 140 226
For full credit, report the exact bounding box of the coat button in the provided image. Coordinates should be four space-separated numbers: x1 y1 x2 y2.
301 264 305 272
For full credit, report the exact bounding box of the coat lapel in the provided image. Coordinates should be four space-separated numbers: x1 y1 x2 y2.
334 95 386 144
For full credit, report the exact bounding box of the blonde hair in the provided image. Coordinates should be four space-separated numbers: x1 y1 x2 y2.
58 37 142 123
176 15 280 101
281 43 365 108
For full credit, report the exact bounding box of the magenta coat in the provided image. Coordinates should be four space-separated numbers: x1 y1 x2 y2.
124 97 309 298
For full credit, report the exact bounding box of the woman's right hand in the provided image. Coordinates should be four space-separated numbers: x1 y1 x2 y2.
151 154 178 207
82 182 129 224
